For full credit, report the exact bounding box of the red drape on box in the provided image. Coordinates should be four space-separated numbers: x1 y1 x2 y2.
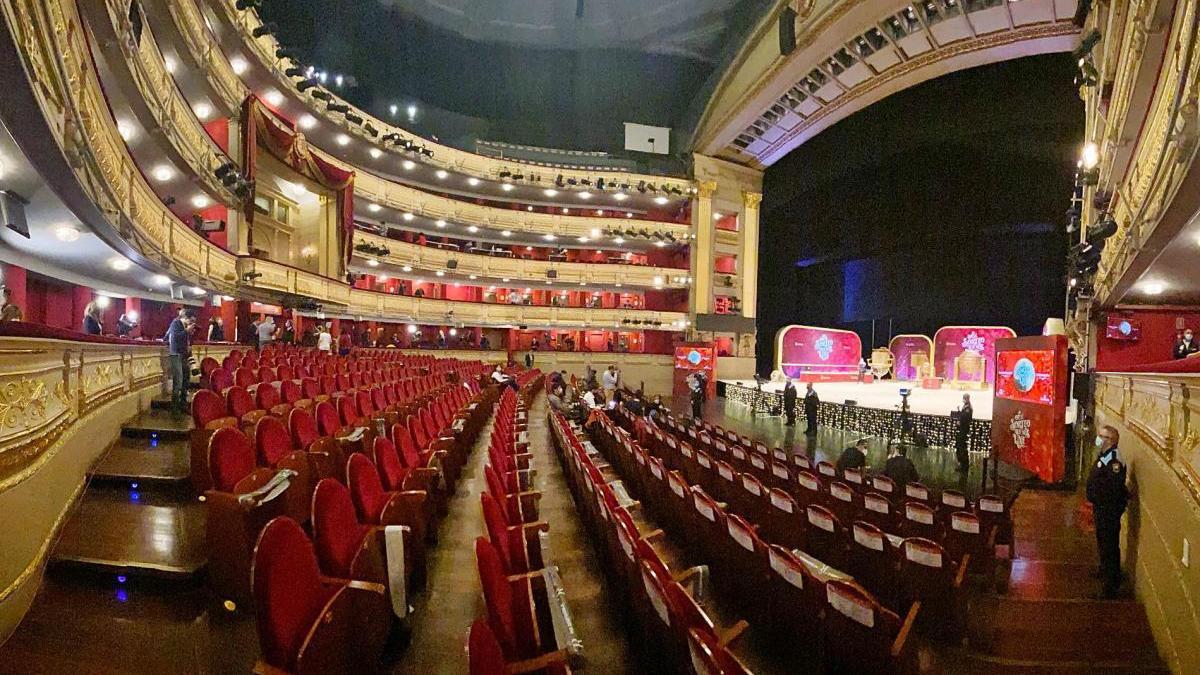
240 96 355 263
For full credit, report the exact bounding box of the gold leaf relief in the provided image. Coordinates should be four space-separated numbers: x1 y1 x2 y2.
0 377 48 430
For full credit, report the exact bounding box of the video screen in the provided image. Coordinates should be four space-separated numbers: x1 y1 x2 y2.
1104 317 1141 341
994 350 1056 405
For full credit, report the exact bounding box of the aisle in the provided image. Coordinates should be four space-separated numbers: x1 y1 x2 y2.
395 391 639 673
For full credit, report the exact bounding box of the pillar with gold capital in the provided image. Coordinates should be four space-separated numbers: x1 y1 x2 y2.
690 180 718 316
740 191 762 319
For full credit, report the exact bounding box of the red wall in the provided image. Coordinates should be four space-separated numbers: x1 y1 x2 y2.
1096 309 1200 370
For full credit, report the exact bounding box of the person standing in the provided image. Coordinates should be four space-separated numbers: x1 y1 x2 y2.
1174 329 1199 359
689 374 704 420
0 287 22 322
280 319 295 344
1087 425 1128 598
165 308 193 414
255 315 275 351
317 325 333 353
803 382 819 434
783 379 797 426
602 365 619 402
207 316 225 342
955 393 973 472
82 301 103 335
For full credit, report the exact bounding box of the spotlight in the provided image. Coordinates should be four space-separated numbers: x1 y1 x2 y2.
275 47 300 60
1088 217 1118 242
284 66 305 78
251 23 276 38
297 78 319 91
1072 29 1102 62
311 90 332 101
344 112 363 125
327 102 350 114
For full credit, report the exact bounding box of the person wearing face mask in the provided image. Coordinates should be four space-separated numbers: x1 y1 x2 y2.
1086 425 1128 598
1174 328 1199 359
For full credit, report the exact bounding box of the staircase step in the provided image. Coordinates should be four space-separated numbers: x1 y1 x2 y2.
90 436 191 487
982 596 1159 663
1007 560 1105 600
945 648 1170 674
51 486 205 579
1012 534 1096 562
150 392 194 411
121 408 194 441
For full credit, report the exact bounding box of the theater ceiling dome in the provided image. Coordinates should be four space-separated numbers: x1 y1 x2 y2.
379 0 753 59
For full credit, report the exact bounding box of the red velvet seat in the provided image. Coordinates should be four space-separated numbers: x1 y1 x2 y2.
898 537 966 638
234 367 256 388
475 537 550 661
256 416 315 524
251 517 390 674
311 478 388 585
209 368 233 392
315 401 342 438
467 619 570 675
346 454 428 557
257 384 291 418
820 579 916 674
481 491 546 575
190 389 239 492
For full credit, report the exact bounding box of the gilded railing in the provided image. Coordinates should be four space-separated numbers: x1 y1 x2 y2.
0 338 232 491
166 0 244 112
1095 372 1200 507
353 232 688 289
97 0 235 202
1091 1 1200 304
204 0 695 191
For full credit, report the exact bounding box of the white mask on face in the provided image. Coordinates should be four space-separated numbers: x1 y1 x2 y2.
1095 436 1105 449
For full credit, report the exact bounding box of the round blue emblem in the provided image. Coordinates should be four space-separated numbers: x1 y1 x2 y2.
1118 320 1132 336
1013 357 1036 393
687 350 702 365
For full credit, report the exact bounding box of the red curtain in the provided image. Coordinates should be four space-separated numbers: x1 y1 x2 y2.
240 96 356 263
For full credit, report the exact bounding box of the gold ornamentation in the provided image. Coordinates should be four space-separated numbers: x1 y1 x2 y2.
0 377 48 429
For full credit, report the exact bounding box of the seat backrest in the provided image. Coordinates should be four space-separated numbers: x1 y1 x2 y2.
208 427 255 492
467 620 510 675
346 453 388 524
234 367 256 388
311 479 365 578
688 627 754 675
280 380 302 404
257 384 281 411
475 537 526 658
192 389 227 427
226 386 257 419
209 368 232 392
372 436 407 492
251 517 334 671
391 423 422 468
356 390 373 417
338 396 360 426
315 401 341 437
255 416 294 467
407 414 429 449
302 377 321 399
372 387 387 411
289 407 319 449
258 367 276 384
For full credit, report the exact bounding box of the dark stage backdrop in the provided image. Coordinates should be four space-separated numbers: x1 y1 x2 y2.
756 54 1084 375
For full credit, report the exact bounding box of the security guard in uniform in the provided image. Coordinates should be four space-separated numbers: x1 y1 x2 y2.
1086 424 1128 598
783 380 798 426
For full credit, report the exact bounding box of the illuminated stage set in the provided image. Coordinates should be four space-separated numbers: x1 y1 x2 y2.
721 325 1074 482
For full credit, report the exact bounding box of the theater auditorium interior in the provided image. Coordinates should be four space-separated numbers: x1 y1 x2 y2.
0 0 1196 673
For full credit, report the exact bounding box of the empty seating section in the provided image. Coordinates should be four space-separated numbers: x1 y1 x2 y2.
565 402 1018 673
468 374 587 674
193 344 501 672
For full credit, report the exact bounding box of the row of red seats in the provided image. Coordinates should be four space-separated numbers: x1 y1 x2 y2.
547 409 759 674
588 412 926 672
222 351 503 673
467 378 587 674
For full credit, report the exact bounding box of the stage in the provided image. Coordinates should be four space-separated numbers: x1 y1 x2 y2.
719 379 1076 452
721 379 995 419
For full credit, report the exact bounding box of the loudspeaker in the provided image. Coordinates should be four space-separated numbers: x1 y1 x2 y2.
844 399 857 406
446 259 458 270
0 191 29 238
1072 372 1092 402
778 6 797 55
547 269 557 279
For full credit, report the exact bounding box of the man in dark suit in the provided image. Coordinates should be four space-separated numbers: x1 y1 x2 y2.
1087 425 1128 598
1174 329 1199 359
803 383 819 435
955 394 973 472
783 380 797 426
883 443 920 489
837 438 869 473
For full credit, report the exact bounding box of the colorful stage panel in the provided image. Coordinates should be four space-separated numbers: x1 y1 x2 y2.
932 326 1016 385
775 325 862 380
991 335 1068 483
888 334 933 381
673 344 716 399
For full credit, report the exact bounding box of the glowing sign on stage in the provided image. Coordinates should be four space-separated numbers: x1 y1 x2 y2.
674 344 716 399
686 349 703 365
774 325 862 380
888 334 933 381
962 331 986 354
991 336 1068 483
995 350 1056 405
933 326 1016 384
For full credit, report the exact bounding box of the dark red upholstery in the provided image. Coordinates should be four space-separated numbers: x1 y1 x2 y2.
192 389 228 428
289 408 319 449
311 479 370 578
209 427 255 492
255 416 294 467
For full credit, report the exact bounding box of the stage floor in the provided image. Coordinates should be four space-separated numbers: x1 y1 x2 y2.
720 379 1077 424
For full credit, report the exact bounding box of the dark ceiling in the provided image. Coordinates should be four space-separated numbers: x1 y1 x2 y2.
262 0 772 157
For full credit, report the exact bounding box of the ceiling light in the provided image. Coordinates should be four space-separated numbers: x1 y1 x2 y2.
596 210 605 216
713 213 722 220
407 324 419 334
389 104 398 116
502 278 510 283
95 295 111 309
655 241 666 247
577 236 588 243
589 228 601 238
191 194 211 209
54 224 80 242
614 193 628 201
544 189 559 197
366 259 379 267
468 274 477 280
336 134 350 146
191 286 206 296
369 148 383 159
501 230 511 237
562 208 570 214
264 89 283 106
435 170 448 179
579 191 592 200
435 220 446 228
435 270 445 277
377 274 389 281
467 225 479 233
626 213 634 218
402 265 412 272
1142 281 1165 295
402 160 415 170
500 183 514 192
654 196 668 205
368 203 382 213
467 177 480 187
164 56 177 74
117 119 136 142
298 114 316 129
525 246 533 251
151 164 174 182
402 213 414 222
543 234 556 241
526 206 534 211
230 56 248 75
152 274 171 286
1080 142 1100 170
449 327 458 336
615 283 622 288
110 257 132 271
614 237 625 244
407 104 417 119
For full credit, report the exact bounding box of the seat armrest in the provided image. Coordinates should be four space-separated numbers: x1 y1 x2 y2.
891 601 921 658
718 619 750 647
505 649 571 674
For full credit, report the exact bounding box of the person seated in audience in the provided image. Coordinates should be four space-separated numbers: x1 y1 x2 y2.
1174 328 1199 359
837 438 869 473
479 335 491 349
116 312 138 337
624 394 645 416
491 365 517 391
207 316 225 342
0 287 22 322
882 443 920 489
547 386 569 414
81 301 103 335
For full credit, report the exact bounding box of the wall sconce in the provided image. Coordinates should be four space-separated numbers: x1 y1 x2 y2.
300 244 318 261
